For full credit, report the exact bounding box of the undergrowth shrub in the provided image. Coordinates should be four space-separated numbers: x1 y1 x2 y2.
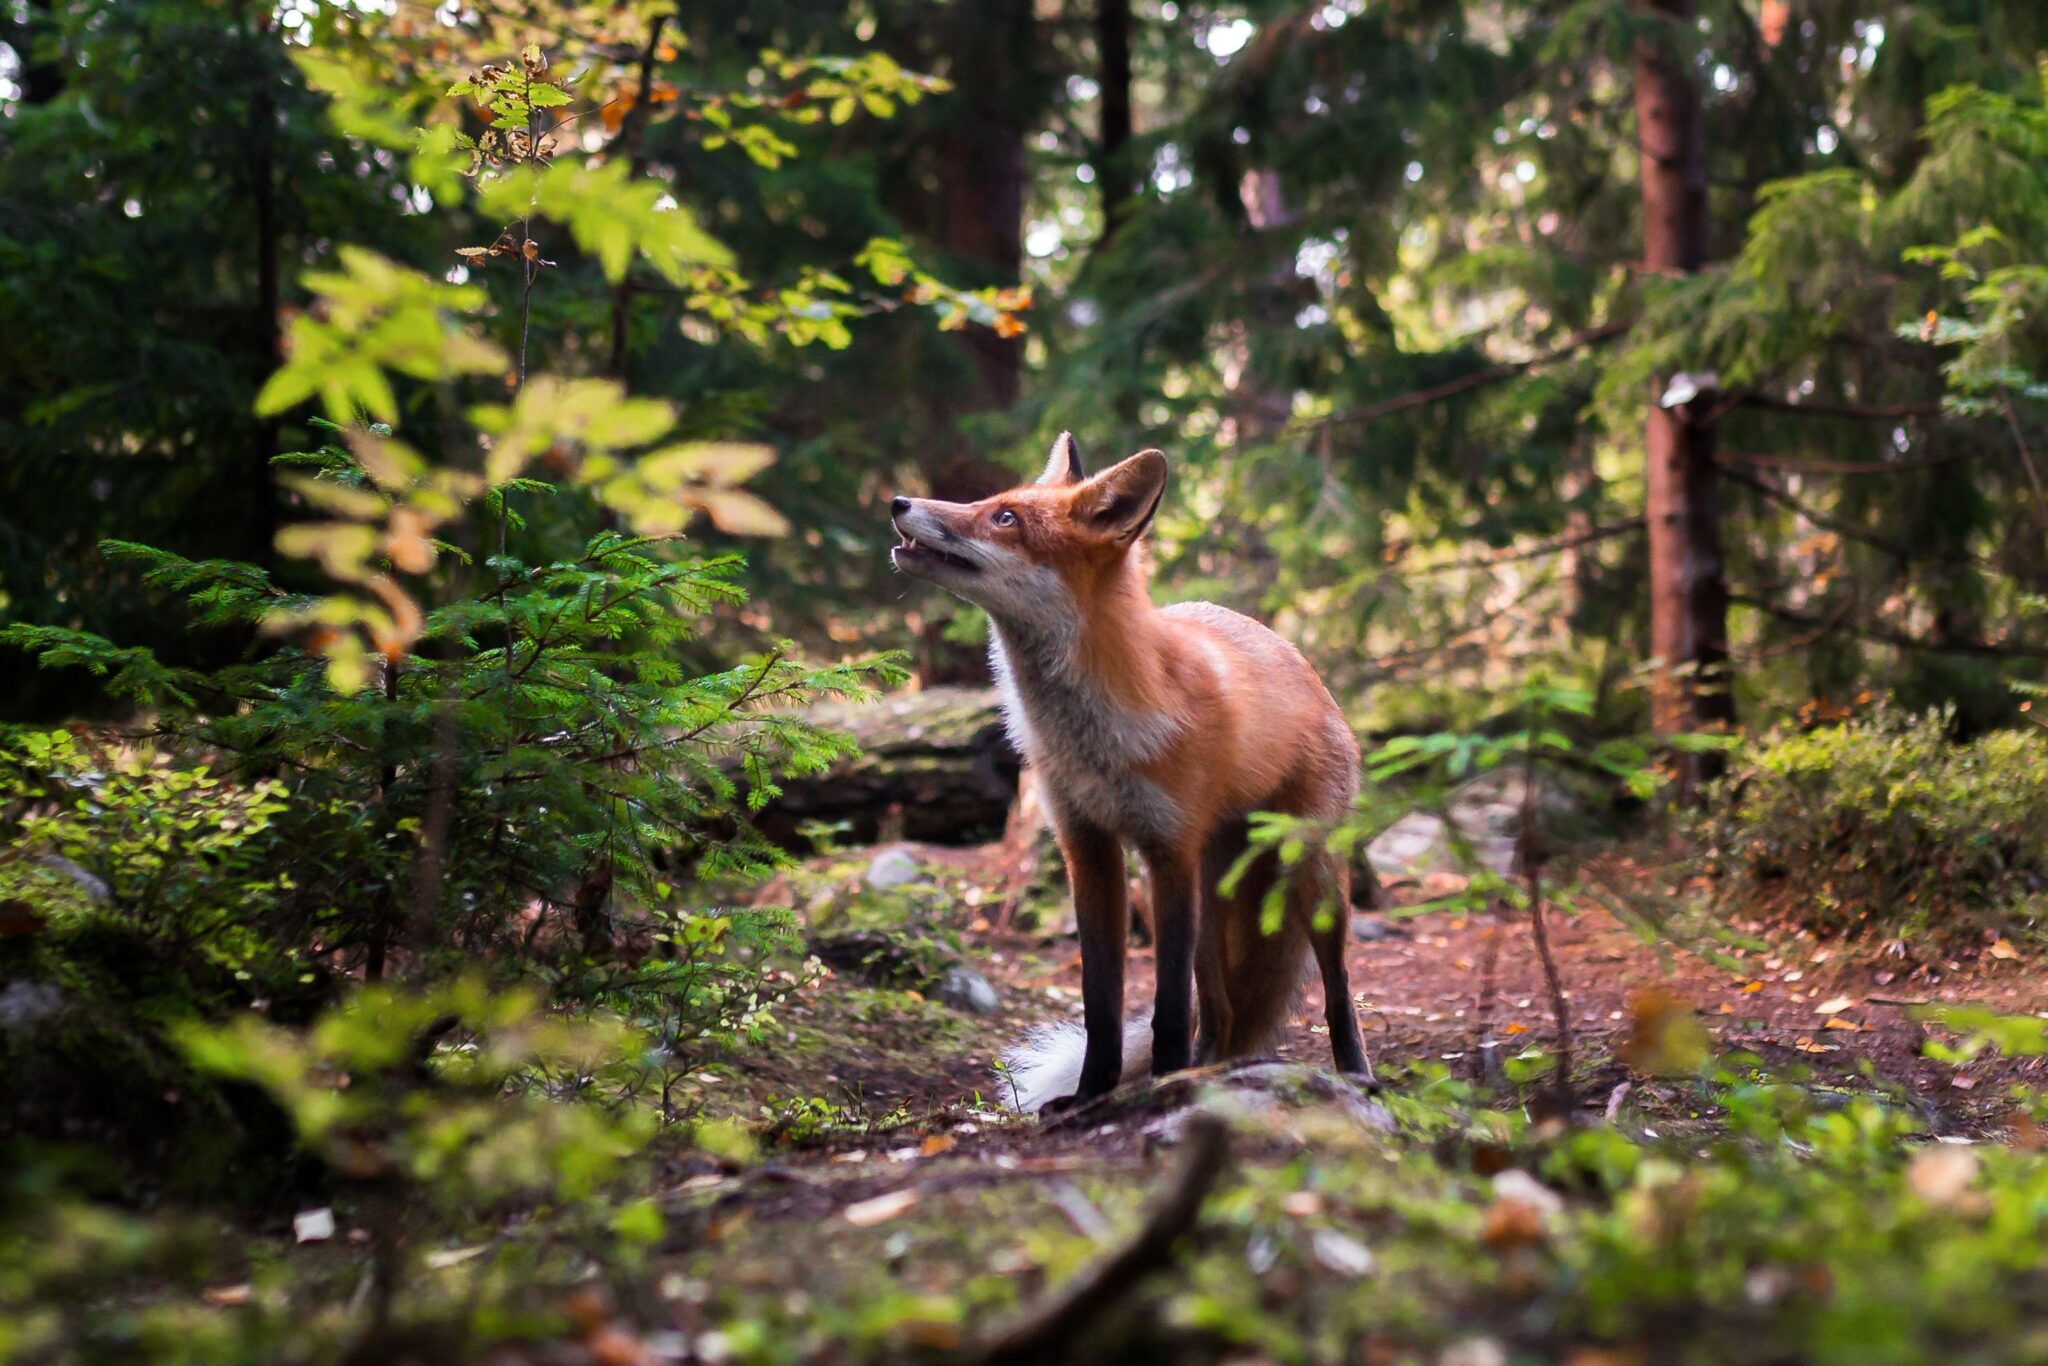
1695 705 2048 942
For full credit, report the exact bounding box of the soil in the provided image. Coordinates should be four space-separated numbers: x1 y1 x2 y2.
700 838 2048 1181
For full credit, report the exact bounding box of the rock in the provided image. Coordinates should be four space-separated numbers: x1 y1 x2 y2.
1141 1061 1395 1142
0 979 63 1032
807 931 1001 1015
726 687 1019 850
1365 769 1583 881
934 964 1001 1015
1350 913 1409 942
864 848 922 890
807 930 924 983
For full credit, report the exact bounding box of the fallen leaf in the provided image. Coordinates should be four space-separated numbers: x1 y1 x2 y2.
1502 1021 1529 1036
919 1134 956 1157
1823 1018 1860 1031
1908 1146 1979 1206
1619 990 1711 1076
587 1325 655 1366
425 1245 488 1269
1311 1228 1376 1277
1988 940 2019 960
202 1284 252 1307
1481 1198 1548 1251
1282 1190 1324 1217
843 1188 919 1226
1816 996 1856 1015
1742 981 1764 993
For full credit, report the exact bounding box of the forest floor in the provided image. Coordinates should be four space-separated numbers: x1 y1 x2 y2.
613 838 2048 1364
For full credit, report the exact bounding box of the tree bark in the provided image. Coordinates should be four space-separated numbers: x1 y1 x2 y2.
1096 0 1136 245
7 0 64 106
607 14 668 381
246 4 282 570
1633 0 1731 788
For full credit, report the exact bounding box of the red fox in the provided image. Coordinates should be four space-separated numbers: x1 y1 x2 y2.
890 433 1371 1114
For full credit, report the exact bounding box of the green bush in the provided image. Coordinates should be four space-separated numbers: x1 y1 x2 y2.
1695 706 2048 941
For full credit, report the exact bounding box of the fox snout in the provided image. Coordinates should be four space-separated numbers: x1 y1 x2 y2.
888 497 984 579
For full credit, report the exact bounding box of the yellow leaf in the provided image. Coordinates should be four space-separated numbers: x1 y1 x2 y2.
694 489 790 537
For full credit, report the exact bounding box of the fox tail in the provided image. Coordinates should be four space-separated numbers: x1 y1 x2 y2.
997 1010 1153 1114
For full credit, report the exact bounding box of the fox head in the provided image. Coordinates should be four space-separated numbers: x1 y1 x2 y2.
889 433 1168 627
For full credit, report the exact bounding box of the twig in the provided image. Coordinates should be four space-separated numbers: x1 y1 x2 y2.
1723 391 1943 422
1470 912 1503 1084
977 1115 1229 1365
1718 465 1989 568
1715 448 1975 476
1731 592 2048 659
1520 730 1573 1101
1396 517 1644 578
2000 390 2048 547
1311 321 1632 431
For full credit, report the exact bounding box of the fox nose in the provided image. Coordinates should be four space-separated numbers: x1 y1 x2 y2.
890 496 911 515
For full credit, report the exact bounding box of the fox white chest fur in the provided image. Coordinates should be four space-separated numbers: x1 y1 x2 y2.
988 626 1186 848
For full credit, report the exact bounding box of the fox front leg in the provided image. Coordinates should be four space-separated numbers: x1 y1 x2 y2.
1041 821 1128 1117
1146 848 1199 1076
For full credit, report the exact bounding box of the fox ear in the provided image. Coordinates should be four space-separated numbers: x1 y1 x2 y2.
1038 431 1085 486
1079 449 1168 542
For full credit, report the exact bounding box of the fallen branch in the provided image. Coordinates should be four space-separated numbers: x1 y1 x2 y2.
978 1114 1230 1365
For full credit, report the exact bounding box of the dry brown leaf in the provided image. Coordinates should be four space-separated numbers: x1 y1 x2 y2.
843 1188 919 1226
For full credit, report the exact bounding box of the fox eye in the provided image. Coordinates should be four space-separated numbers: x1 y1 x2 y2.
992 508 1019 528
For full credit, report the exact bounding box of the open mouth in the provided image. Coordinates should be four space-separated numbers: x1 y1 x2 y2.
892 534 979 573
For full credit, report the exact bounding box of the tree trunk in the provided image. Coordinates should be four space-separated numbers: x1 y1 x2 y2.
888 0 1034 506
607 14 669 381
246 5 282 570
1096 0 1136 245
12 0 64 105
1633 0 1732 789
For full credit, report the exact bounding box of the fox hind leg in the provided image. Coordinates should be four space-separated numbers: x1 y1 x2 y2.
1298 848 1373 1081
1194 821 1258 1063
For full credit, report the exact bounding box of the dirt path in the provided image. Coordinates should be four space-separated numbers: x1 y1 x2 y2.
718 842 2048 1160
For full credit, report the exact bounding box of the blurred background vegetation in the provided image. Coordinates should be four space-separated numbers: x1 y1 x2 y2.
8 0 2047 735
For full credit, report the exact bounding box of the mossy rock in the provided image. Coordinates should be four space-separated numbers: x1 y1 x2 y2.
738 687 1019 849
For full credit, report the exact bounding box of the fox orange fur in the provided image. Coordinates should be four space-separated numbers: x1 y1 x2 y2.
890 433 1371 1114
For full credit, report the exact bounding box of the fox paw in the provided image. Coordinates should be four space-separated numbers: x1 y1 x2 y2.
1038 1091 1103 1120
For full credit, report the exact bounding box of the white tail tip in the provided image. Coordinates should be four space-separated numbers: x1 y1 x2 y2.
997 1011 1153 1113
